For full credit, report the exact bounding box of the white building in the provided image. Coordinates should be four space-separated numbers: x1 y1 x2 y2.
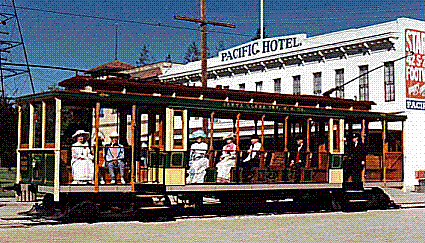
160 18 425 190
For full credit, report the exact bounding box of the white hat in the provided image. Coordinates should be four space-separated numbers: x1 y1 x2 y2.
191 130 206 138
72 130 90 138
110 131 119 138
222 133 234 140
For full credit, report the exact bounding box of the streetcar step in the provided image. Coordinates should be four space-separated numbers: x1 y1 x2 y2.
136 194 166 198
139 206 170 210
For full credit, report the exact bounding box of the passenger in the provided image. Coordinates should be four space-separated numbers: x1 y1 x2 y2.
186 130 209 184
288 135 307 183
71 130 94 184
216 133 237 183
343 133 367 183
104 131 125 184
241 134 262 182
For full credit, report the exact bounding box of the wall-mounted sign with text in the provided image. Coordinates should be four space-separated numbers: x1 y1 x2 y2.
219 34 306 63
405 29 425 110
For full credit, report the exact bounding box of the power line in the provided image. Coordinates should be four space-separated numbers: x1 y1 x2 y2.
0 4 251 38
322 53 414 97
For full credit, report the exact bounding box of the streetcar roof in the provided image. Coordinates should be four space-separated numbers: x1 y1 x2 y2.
15 77 407 122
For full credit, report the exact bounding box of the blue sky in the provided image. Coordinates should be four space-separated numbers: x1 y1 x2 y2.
0 0 423 96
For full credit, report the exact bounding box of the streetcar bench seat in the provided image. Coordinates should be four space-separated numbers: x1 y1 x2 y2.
269 152 287 168
99 165 131 183
415 170 425 180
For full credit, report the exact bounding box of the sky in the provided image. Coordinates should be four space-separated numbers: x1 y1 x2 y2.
0 0 424 97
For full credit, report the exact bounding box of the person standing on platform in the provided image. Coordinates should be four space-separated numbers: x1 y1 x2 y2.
71 130 94 184
343 133 367 183
104 131 125 184
187 130 209 184
289 135 307 183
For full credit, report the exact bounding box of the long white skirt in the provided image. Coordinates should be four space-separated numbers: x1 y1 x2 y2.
71 159 94 182
216 157 236 182
186 158 209 184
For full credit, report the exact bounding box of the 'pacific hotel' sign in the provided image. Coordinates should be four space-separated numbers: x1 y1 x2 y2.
219 34 305 63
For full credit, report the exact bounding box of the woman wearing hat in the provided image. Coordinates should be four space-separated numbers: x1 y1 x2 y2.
216 133 236 183
186 130 209 184
71 130 94 184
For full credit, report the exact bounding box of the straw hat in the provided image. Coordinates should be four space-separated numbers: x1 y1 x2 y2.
222 133 234 141
110 131 119 138
72 130 90 138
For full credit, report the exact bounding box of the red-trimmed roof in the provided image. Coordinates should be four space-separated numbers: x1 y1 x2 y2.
89 60 136 72
58 76 375 110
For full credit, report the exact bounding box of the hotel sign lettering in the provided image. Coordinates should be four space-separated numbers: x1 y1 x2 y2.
220 34 305 63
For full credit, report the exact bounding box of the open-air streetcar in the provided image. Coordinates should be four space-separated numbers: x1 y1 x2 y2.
14 76 406 220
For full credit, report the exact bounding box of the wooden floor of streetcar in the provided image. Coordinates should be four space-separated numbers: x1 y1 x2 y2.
36 181 403 194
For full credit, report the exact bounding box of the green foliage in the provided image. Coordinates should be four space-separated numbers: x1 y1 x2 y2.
215 40 226 56
0 167 16 197
184 42 201 63
0 100 18 168
252 27 268 41
136 44 155 66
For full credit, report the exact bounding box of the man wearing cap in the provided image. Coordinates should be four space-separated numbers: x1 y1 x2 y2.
104 131 125 184
344 133 367 183
288 135 307 183
187 130 209 184
71 130 94 184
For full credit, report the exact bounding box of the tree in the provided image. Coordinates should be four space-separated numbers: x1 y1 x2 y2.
184 42 201 64
251 27 268 41
0 99 17 168
136 44 155 66
215 40 226 56
165 54 172 62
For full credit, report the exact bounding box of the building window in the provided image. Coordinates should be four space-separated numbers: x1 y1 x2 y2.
274 78 281 93
255 81 263 92
223 85 229 89
239 83 245 90
359 65 369 101
313 72 322 95
384 62 395 102
293 75 301 95
335 69 344 98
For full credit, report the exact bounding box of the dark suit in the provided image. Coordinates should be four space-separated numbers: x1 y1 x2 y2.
344 141 367 182
288 143 307 183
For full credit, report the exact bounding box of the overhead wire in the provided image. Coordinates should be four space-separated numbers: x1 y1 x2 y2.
0 4 252 37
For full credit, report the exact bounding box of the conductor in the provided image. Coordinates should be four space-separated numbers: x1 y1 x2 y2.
343 133 367 183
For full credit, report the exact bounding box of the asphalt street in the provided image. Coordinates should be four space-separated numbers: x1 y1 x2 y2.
1 202 424 243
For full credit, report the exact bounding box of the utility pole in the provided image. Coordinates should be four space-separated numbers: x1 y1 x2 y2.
175 0 236 87
114 23 119 60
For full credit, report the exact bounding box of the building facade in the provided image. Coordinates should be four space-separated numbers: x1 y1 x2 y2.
160 18 425 190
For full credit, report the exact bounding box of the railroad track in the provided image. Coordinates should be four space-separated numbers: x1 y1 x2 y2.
0 216 60 228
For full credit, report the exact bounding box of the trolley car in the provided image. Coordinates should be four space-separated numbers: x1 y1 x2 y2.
13 76 406 219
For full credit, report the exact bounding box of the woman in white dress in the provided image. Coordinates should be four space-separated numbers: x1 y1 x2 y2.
186 130 209 184
71 130 94 184
216 133 236 183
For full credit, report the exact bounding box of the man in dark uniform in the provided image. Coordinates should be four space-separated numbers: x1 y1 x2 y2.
288 135 307 183
343 133 367 183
